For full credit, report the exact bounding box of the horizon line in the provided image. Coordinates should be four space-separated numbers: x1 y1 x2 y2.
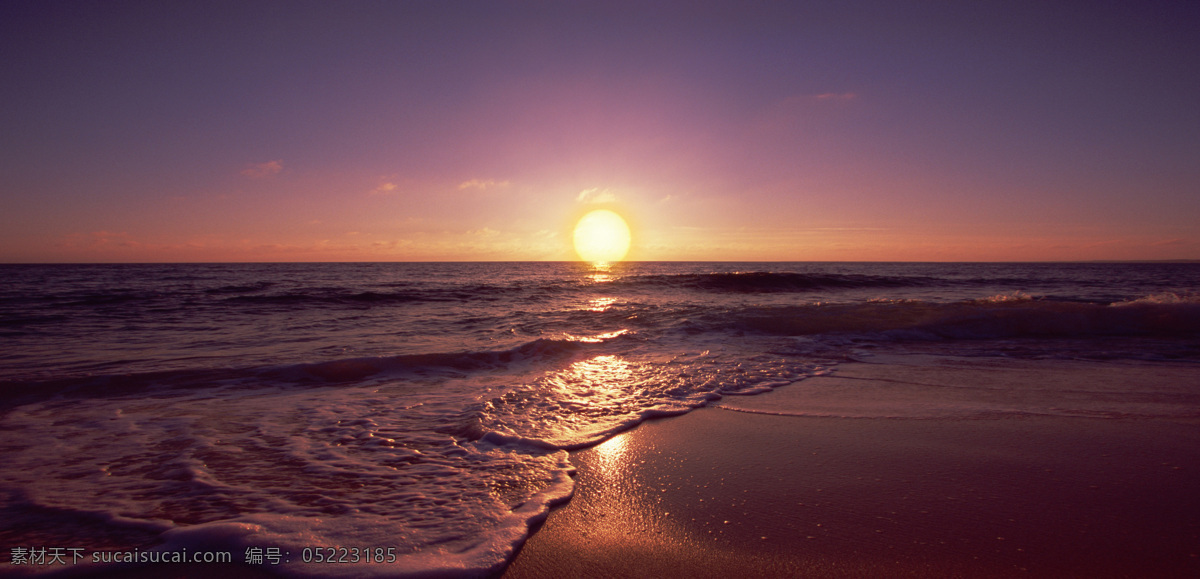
3 259 1199 266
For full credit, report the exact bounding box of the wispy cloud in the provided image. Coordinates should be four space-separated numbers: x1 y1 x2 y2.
241 160 283 178
468 227 501 237
813 92 857 101
370 182 398 195
576 187 618 204
458 179 511 191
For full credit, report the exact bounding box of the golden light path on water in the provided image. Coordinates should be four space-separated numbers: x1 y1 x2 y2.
585 297 617 312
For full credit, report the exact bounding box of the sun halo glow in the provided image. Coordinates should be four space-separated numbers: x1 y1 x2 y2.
573 209 631 263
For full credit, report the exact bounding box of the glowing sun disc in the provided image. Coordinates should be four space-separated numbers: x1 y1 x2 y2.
573 209 631 262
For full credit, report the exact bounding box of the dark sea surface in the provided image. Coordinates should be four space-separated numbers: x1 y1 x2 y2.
2 262 1198 576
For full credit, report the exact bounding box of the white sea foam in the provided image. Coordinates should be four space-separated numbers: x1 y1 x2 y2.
0 335 820 576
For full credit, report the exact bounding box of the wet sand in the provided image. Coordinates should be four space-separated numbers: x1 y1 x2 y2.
503 356 1200 578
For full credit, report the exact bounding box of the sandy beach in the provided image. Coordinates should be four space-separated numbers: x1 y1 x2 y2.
503 355 1200 578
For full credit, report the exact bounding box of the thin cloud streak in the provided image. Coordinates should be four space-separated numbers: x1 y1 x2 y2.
240 160 283 179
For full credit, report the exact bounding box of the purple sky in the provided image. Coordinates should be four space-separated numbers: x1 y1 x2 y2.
2 1 1198 262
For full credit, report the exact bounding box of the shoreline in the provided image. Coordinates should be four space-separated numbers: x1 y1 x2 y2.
503 355 1200 578
6 355 1198 578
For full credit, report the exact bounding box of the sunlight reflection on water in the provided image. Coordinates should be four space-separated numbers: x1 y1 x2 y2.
585 261 616 283
584 297 617 312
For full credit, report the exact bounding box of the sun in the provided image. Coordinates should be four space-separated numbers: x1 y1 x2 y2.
573 209 631 263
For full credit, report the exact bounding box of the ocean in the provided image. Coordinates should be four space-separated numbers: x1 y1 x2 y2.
2 262 1198 577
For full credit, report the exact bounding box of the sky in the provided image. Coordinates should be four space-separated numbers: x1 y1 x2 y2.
1 0 1198 262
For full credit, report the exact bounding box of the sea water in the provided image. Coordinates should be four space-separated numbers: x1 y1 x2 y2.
1 262 1198 576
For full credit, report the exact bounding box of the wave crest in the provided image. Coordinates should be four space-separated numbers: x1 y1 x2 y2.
614 271 933 293
0 333 638 404
727 295 1200 340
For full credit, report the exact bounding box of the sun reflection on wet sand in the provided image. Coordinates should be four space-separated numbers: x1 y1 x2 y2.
591 434 629 475
509 420 704 571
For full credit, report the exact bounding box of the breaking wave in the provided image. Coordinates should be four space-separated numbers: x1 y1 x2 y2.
719 293 1200 340
0 333 635 406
